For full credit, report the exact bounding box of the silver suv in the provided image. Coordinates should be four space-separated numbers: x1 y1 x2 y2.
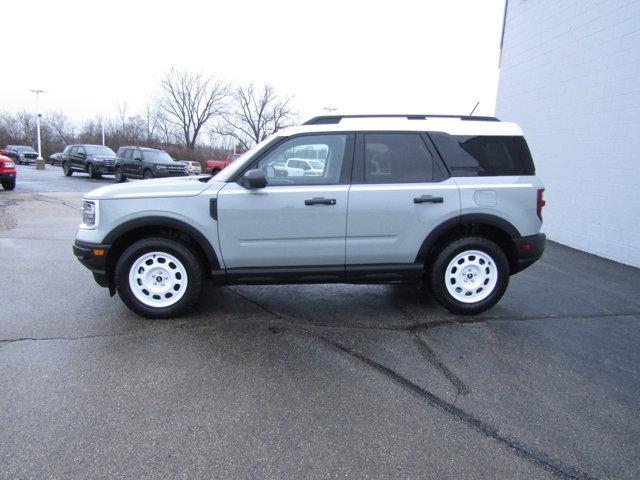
73 114 546 318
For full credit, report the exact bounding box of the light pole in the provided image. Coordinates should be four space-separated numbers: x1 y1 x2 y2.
29 89 46 170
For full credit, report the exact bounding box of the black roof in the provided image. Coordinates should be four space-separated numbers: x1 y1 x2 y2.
118 146 164 151
303 114 500 125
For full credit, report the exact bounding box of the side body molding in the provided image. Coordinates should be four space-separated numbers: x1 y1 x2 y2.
415 213 521 263
103 216 221 270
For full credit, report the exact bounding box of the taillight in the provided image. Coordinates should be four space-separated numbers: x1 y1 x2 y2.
537 188 545 221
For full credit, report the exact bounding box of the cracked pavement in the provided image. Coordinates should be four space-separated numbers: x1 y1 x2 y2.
1 166 639 479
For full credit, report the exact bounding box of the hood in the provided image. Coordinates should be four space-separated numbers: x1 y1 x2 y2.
90 154 117 160
85 175 223 200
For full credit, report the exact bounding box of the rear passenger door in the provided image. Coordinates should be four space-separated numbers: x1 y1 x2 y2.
346 132 460 274
72 146 86 170
66 146 78 167
121 149 133 176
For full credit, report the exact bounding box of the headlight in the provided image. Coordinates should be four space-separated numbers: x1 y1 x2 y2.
4 161 14 168
81 200 97 228
155 164 168 170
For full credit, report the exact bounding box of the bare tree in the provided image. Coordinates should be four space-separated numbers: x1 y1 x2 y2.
155 69 227 150
219 83 295 149
44 111 75 144
143 104 161 144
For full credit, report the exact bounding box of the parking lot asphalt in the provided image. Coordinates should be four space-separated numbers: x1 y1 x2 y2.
1 165 639 479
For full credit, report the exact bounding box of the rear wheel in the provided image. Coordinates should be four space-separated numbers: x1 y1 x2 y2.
1 178 16 190
143 169 154 179
62 161 73 176
428 236 510 315
114 238 203 319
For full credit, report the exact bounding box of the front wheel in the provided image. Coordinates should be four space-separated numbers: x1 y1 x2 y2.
62 162 73 176
143 169 154 179
428 236 510 315
87 163 101 179
114 238 203 319
114 166 125 183
1 178 16 190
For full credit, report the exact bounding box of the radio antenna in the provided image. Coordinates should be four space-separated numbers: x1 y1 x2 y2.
469 101 480 116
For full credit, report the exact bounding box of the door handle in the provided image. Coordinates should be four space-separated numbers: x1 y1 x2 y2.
413 195 444 204
305 197 336 206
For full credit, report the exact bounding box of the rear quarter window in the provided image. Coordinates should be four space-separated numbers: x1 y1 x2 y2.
428 133 535 176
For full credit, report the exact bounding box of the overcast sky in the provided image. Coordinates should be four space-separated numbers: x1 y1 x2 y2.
3 0 506 122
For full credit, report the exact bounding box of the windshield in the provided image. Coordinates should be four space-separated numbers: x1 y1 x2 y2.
14 146 36 152
212 136 279 182
86 146 116 156
308 160 324 169
142 150 173 162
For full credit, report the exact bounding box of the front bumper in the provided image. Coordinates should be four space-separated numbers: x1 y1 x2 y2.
73 240 111 288
95 164 115 174
513 233 546 273
0 172 16 181
155 170 189 178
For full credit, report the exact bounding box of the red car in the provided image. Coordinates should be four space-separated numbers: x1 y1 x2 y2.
0 154 16 190
205 153 242 174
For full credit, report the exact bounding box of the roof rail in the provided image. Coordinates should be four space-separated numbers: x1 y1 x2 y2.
303 114 500 125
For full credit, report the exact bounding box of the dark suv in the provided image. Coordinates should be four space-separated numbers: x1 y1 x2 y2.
114 146 187 181
61 144 117 178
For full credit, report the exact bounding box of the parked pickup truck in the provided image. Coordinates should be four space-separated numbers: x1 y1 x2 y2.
2 145 38 165
0 154 17 190
205 153 241 174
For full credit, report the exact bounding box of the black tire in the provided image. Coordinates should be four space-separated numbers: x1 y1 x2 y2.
1 177 16 190
143 169 154 179
114 237 203 319
114 166 126 183
87 163 101 179
62 161 73 176
427 236 510 315
212 168 221 175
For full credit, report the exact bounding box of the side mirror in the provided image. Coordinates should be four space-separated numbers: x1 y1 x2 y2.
78 152 86 158
240 169 267 189
133 155 142 162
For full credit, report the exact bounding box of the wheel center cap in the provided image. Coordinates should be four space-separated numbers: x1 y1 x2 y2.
156 275 163 283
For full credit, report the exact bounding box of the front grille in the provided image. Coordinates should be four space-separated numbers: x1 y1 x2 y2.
167 165 185 172
24 153 38 159
103 159 115 166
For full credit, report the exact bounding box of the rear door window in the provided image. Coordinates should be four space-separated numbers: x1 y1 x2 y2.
363 133 435 184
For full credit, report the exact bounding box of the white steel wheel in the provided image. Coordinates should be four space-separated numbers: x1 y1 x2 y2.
445 250 498 303
128 251 188 307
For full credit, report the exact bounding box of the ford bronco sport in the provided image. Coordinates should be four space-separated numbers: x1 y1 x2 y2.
73 114 546 319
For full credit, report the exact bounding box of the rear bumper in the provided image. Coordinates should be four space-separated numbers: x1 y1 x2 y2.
73 240 111 287
513 233 546 273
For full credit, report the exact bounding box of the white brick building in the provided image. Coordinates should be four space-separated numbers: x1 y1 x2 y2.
496 0 640 267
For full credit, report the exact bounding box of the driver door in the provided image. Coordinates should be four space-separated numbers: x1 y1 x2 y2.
217 133 354 279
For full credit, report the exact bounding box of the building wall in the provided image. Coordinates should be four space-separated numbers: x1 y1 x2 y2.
496 0 640 267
